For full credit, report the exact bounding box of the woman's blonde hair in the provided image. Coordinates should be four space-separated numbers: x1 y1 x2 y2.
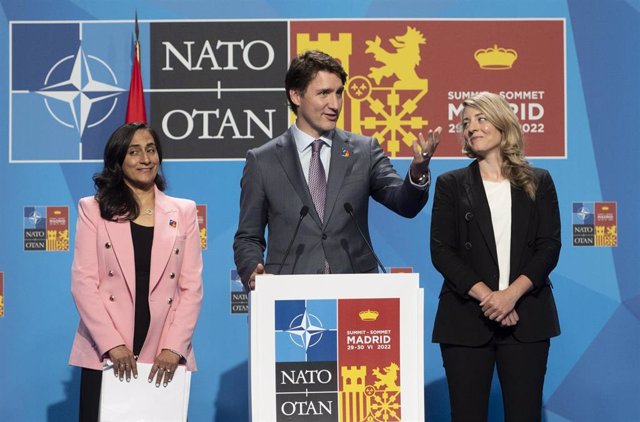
462 91 537 200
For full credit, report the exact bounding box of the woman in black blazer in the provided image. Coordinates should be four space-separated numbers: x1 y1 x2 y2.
430 92 561 422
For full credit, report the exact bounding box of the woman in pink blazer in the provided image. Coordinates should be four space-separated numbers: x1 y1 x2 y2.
69 123 203 421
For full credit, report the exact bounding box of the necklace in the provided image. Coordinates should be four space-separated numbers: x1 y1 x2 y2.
144 208 153 215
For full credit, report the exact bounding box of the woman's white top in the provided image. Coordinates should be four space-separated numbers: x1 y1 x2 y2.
483 179 512 291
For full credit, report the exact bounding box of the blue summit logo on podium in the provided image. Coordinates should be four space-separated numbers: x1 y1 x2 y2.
275 300 339 421
275 300 337 362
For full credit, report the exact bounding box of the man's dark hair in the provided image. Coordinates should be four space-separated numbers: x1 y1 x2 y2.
285 50 348 115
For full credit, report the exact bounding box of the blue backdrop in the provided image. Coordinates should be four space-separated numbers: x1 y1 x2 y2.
0 1 638 421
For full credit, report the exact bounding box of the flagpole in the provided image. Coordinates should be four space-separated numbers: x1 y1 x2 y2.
134 10 140 62
125 10 147 123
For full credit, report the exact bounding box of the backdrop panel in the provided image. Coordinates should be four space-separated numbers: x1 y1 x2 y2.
0 1 637 421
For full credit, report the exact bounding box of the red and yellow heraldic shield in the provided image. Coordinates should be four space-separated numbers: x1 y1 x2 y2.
196 204 207 250
595 202 617 247
46 206 69 251
338 298 401 422
291 20 565 158
0 272 4 318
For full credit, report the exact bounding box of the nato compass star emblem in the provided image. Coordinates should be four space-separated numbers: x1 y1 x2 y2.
28 209 43 226
286 310 327 351
37 46 125 135
577 206 591 222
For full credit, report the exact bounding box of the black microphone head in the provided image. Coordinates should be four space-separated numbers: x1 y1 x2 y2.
300 205 309 217
343 202 354 213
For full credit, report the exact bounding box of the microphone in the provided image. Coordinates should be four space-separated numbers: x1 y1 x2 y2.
278 205 309 275
343 202 387 273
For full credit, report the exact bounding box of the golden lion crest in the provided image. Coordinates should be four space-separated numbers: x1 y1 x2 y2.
372 362 400 392
365 26 427 89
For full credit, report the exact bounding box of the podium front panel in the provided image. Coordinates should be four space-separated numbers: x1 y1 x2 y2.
249 273 424 422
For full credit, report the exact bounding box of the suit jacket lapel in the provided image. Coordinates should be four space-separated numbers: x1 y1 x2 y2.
464 161 499 267
104 219 136 298
323 130 353 227
275 129 320 226
150 189 178 292
509 184 531 280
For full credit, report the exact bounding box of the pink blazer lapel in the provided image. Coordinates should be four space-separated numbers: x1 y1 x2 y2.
104 219 136 297
150 189 178 292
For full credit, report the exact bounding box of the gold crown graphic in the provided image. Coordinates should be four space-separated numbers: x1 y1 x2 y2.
359 309 379 321
53 210 62 215
474 44 518 70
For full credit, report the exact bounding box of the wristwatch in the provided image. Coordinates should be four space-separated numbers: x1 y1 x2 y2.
416 172 429 185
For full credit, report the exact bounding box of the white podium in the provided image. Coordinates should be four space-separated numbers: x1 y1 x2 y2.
249 273 424 422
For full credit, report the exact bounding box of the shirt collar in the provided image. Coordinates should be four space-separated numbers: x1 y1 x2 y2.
292 122 333 152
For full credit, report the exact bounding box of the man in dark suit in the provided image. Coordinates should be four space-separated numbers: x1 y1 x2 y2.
233 50 441 290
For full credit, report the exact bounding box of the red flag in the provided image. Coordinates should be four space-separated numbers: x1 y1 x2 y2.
125 14 146 123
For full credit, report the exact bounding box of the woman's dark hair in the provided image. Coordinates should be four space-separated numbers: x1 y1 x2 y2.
93 122 166 221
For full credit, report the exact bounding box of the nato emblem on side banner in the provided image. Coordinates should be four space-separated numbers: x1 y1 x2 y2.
230 269 248 314
572 202 617 247
23 206 69 251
